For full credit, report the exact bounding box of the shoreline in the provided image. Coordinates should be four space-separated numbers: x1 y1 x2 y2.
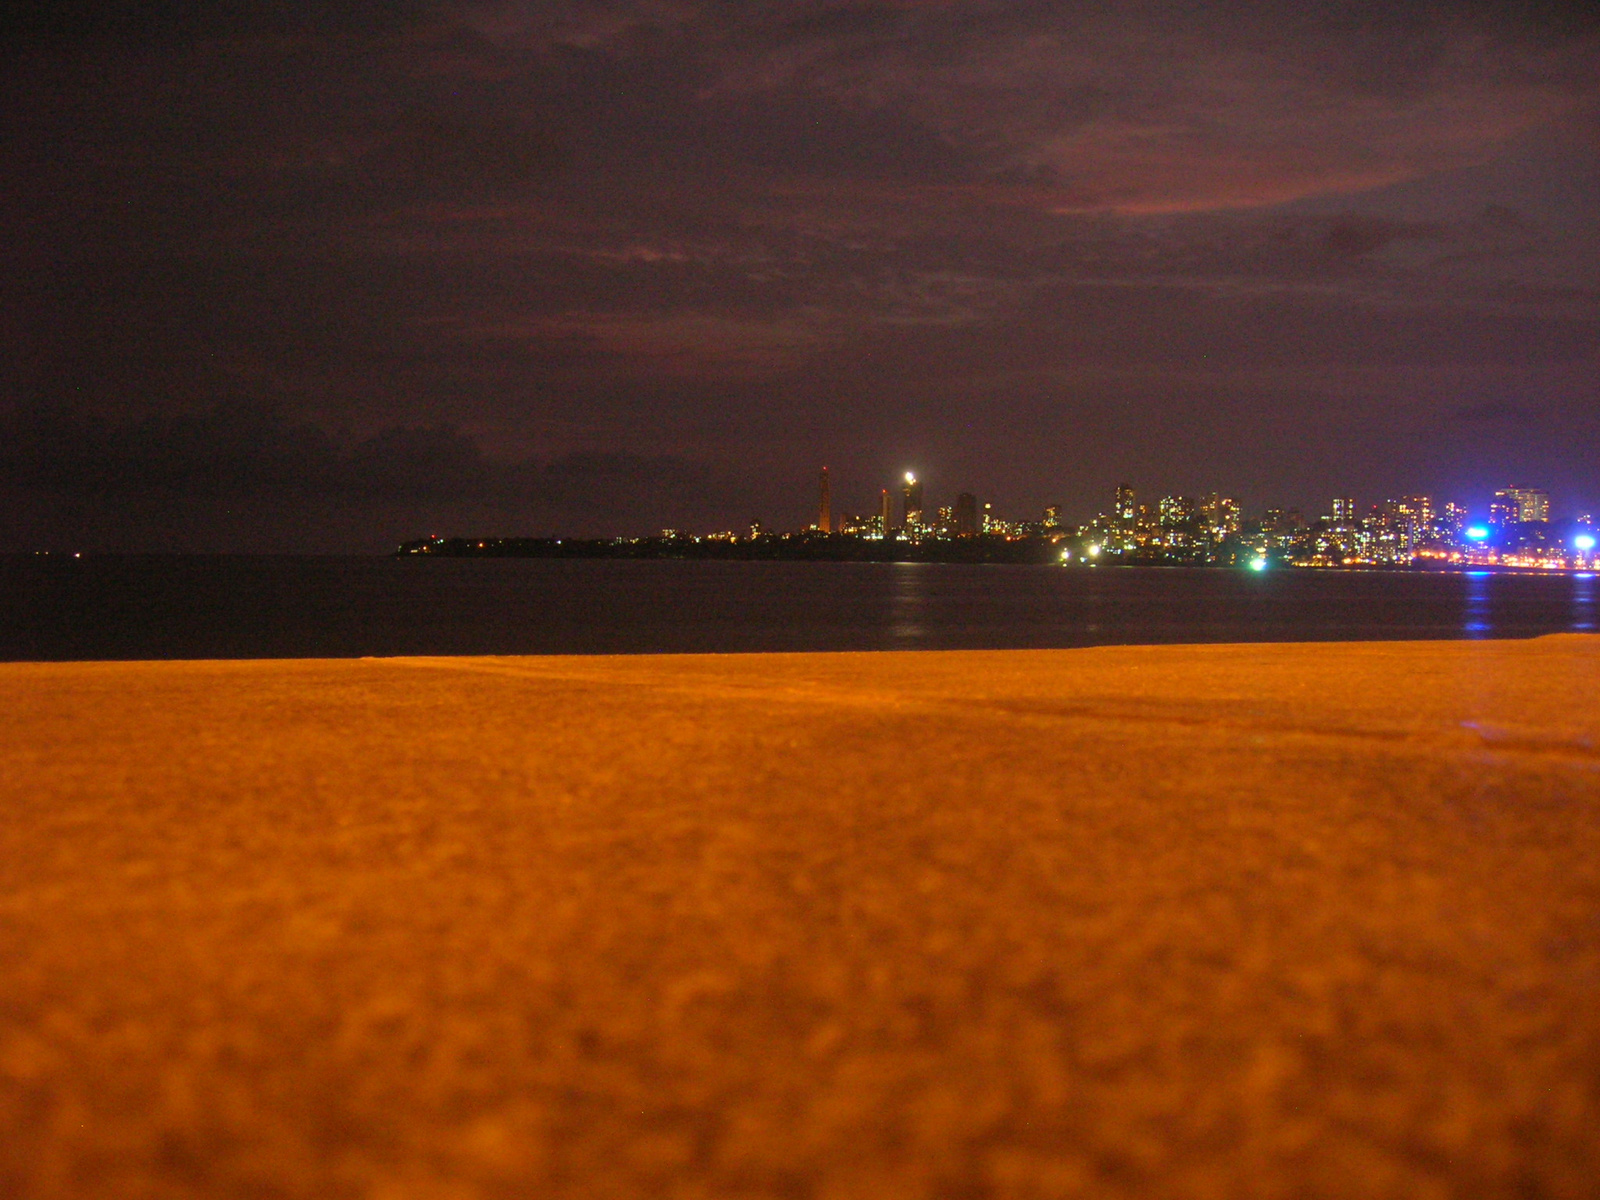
11 548 1596 577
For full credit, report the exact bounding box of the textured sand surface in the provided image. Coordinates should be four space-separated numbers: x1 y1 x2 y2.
2 638 1599 1199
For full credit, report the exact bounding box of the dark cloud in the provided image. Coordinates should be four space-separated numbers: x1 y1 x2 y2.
0 1 438 55
1452 400 1541 426
2 0 1597 547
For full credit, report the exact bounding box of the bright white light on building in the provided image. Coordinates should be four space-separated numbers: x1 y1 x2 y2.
1575 534 1597 551
1087 544 1101 557
1250 557 1268 571
1060 549 1071 561
1466 526 1491 541
904 472 916 484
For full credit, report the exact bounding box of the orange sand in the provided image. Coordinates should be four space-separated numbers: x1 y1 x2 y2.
2 638 1599 1198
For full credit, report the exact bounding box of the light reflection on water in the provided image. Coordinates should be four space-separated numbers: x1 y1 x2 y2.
1574 573 1596 632
1463 571 1492 637
1461 570 1597 638
890 561 928 641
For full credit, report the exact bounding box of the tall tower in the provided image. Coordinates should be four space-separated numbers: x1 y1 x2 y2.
818 466 832 533
879 488 895 537
1115 484 1136 525
902 472 924 529
955 492 978 536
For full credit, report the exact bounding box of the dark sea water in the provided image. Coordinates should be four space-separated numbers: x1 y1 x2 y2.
1 555 1595 661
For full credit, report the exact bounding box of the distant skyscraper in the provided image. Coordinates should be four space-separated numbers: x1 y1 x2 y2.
1115 484 1136 524
1331 497 1356 525
879 488 895 536
1158 496 1195 527
1381 496 1434 550
1514 487 1548 523
902 472 924 528
1261 507 1290 534
1042 505 1061 530
955 492 978 536
1492 487 1548 524
817 466 832 533
1399 495 1433 527
1199 494 1240 535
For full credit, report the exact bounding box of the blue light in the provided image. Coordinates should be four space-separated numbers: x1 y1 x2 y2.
1465 526 1491 541
1575 534 1597 552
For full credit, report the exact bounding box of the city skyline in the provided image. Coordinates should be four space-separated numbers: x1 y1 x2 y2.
399 476 1597 572
799 470 1589 541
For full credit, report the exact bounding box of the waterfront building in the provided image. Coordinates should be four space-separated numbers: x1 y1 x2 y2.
1493 487 1550 525
955 493 979 537
1400 496 1434 528
1438 502 1467 539
880 489 896 536
902 473 924 529
1512 487 1550 523
1159 496 1195 527
817 466 832 534
1199 494 1241 537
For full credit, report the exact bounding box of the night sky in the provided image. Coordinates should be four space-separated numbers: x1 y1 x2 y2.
4 1 1597 551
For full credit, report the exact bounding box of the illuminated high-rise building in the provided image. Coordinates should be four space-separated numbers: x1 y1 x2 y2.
1158 496 1195 527
1331 497 1356 526
1042 505 1061 530
1491 487 1548 525
1378 496 1433 551
879 488 895 536
1398 495 1433 527
1513 487 1547 523
1115 484 1136 524
817 466 832 533
955 492 978 536
1198 494 1241 535
902 472 924 528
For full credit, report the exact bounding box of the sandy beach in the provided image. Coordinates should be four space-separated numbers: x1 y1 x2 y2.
2 637 1599 1198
